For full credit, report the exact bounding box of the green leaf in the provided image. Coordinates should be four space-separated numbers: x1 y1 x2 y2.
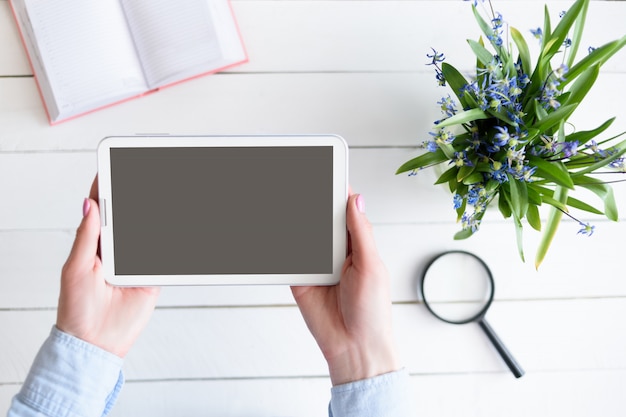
454 228 474 240
573 175 619 221
535 186 568 269
531 183 603 215
498 192 512 218
502 186 526 262
513 216 526 263
539 194 569 213
510 26 531 75
566 0 589 68
562 35 626 87
565 117 615 146
528 156 575 189
471 5 509 60
506 175 529 220
434 166 458 185
566 196 603 216
457 165 476 182
531 104 578 132
564 64 599 108
486 108 519 128
570 135 626 177
526 184 543 205
462 172 484 185
436 108 489 128
526 204 542 231
541 5 552 51
441 63 475 109
396 149 446 174
467 39 496 67
543 0 586 58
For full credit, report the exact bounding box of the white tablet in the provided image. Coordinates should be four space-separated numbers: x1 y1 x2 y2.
97 135 348 286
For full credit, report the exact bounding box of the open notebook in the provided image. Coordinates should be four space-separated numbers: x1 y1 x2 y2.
10 0 247 124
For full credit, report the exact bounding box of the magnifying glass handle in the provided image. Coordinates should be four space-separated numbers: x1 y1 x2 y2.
478 318 525 378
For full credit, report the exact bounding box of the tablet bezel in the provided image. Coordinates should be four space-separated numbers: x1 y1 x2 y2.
97 135 348 286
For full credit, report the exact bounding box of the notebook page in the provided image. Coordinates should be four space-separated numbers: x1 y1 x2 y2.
120 0 245 88
23 0 147 120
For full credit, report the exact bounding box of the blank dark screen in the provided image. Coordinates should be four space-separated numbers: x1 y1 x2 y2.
109 147 333 275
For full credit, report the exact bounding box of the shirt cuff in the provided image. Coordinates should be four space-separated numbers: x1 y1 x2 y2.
329 368 413 417
13 326 124 417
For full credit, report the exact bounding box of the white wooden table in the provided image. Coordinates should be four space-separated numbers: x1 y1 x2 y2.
1 1 626 416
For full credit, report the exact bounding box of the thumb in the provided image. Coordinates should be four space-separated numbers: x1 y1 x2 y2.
66 198 101 271
346 194 378 260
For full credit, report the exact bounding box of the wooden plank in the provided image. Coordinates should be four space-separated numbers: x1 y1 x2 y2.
1 69 625 149
2 298 625 383
0 73 437 149
0 147 625 309
0 152 95 230
1 148 624 230
3 217 626 310
235 0 626 73
2 1 625 76
2 369 626 417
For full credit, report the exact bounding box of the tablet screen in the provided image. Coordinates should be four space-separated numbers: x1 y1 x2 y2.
109 146 333 276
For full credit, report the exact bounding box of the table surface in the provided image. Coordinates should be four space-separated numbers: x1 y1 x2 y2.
1 1 626 416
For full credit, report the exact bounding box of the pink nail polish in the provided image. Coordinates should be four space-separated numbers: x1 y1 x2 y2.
83 198 91 217
356 194 365 213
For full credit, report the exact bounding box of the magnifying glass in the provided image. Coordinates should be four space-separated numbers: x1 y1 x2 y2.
420 250 525 378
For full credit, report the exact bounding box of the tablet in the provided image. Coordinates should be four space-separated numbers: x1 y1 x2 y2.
97 135 348 286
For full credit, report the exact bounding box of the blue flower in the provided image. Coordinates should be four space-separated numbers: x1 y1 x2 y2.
561 141 579 158
452 151 473 167
585 140 608 158
491 13 504 29
461 213 481 233
425 140 439 153
521 165 537 182
467 184 486 206
610 157 625 171
490 161 509 183
578 222 595 236
518 74 530 86
493 126 511 146
530 27 543 41
438 95 457 117
453 193 463 209
435 71 446 86
554 64 569 81
426 48 445 65
430 129 455 146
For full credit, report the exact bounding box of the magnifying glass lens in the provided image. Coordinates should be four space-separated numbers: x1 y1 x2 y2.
422 252 493 323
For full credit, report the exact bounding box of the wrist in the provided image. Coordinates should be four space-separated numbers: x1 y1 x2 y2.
327 341 401 386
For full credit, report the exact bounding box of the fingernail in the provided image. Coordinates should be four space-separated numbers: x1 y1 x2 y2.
356 194 365 213
83 198 91 217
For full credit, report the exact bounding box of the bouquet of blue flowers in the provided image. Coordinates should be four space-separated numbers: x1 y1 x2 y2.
397 0 626 267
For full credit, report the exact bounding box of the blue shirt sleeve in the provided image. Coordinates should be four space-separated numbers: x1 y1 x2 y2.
328 369 414 417
7 326 124 417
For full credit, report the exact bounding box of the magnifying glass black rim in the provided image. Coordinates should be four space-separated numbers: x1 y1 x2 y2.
420 250 495 325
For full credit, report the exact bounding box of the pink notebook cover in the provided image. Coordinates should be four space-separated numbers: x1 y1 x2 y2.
9 0 249 126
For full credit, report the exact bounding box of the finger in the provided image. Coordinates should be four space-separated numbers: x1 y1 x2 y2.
67 198 101 271
346 194 378 261
89 175 99 201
